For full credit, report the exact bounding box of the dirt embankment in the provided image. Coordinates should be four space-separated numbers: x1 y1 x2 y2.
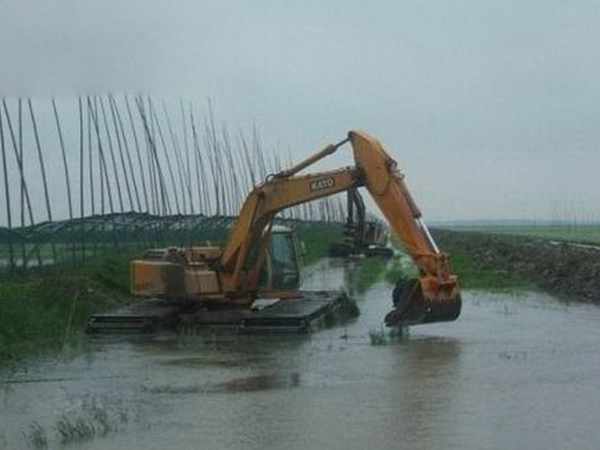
433 229 600 303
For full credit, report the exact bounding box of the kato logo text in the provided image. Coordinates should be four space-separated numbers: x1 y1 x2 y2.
310 177 335 191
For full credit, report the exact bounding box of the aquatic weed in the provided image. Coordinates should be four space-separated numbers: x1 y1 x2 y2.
22 422 48 449
322 294 360 327
369 326 409 345
53 396 127 445
56 416 97 444
369 329 388 345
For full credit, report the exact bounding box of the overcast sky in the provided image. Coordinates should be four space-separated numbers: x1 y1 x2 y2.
1 0 599 222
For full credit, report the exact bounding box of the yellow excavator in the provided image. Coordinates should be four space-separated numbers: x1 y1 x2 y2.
88 131 461 332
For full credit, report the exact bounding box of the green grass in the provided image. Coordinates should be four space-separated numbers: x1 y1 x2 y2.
447 249 530 291
351 257 388 294
369 326 408 345
295 223 343 266
432 230 532 291
0 255 132 366
386 239 529 292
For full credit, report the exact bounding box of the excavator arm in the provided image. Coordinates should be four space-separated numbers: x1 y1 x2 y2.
218 131 461 325
350 131 461 325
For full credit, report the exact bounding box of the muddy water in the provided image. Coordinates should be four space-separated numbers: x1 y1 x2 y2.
3 258 600 450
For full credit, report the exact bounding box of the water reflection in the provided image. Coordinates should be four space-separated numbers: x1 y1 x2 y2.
216 372 301 393
387 337 463 448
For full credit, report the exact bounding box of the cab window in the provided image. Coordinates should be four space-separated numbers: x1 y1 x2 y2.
269 233 299 289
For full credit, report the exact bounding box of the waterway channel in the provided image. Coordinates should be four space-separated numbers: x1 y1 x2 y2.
2 257 600 449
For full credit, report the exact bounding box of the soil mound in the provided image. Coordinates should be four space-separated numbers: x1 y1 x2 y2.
434 229 600 303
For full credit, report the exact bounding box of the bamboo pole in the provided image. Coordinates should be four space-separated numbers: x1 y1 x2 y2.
0 104 14 272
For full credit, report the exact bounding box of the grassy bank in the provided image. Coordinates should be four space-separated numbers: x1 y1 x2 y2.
302 223 535 295
433 229 531 291
0 256 132 366
433 228 600 301
383 233 531 292
450 224 600 246
442 244 532 291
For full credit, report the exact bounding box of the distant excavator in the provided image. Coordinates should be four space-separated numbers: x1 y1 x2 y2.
328 188 394 258
88 131 461 332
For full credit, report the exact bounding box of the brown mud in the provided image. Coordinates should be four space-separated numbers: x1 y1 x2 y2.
434 229 600 303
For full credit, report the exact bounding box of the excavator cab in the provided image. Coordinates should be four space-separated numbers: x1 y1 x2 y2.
258 226 302 291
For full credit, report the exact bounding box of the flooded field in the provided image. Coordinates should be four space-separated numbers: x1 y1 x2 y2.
2 258 600 449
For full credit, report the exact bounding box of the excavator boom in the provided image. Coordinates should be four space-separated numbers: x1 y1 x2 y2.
349 131 461 324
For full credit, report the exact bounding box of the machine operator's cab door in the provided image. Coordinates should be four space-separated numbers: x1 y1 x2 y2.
259 226 302 294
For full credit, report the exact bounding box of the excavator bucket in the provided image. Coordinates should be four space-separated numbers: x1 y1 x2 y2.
384 277 461 326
